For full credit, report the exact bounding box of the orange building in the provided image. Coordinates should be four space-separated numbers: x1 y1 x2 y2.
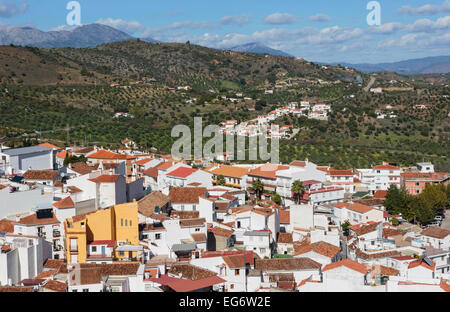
400 172 449 195
64 201 141 264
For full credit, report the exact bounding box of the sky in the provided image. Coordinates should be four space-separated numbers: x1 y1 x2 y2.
1 0 450 63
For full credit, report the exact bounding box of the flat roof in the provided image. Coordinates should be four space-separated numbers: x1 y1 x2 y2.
1 145 51 156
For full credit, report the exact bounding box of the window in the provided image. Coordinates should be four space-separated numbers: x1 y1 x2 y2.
129 220 132 227
193 205 197 211
234 269 240 276
119 251 124 257
155 234 161 240
70 238 78 251
121 219 123 226
181 205 185 211
195 228 200 232
125 219 128 226
83 289 89 292
230 284 234 289
92 246 97 252
72 289 78 292
81 222 85 228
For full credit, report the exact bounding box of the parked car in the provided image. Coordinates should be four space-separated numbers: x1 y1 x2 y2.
435 216 443 222
429 221 441 227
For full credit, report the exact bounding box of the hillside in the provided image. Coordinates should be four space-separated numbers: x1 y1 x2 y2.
0 40 362 88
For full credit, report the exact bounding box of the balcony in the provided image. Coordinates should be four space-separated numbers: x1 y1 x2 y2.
38 232 46 239
53 245 63 252
53 230 61 238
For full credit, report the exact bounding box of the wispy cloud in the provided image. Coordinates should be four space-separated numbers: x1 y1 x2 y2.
398 0 450 16
97 18 147 35
309 14 332 22
0 0 28 18
219 14 251 26
263 13 298 25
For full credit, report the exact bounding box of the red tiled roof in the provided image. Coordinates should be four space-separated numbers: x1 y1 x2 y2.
150 274 225 292
408 258 436 271
135 158 153 166
88 149 136 160
277 233 293 244
373 165 400 170
201 250 257 266
88 174 121 183
334 202 373 214
222 254 246 269
23 170 58 181
157 161 176 171
169 187 206 204
0 219 15 233
290 161 307 167
42 280 67 292
166 167 198 178
329 169 353 176
56 150 71 159
401 172 448 181
421 227 450 239
248 164 290 179
322 259 368 274
294 241 341 258
17 212 59 226
53 196 75 209
208 227 234 238
39 143 61 149
279 210 290 224
373 190 387 199
89 240 116 247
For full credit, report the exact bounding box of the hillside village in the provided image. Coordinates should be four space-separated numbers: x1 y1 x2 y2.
0 141 449 293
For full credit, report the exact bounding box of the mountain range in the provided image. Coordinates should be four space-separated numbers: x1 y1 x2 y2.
0 24 448 74
325 55 450 75
229 42 292 57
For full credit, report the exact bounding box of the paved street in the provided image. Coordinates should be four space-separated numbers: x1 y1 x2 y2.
441 209 450 229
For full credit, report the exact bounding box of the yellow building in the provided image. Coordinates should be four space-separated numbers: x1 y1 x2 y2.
64 200 140 264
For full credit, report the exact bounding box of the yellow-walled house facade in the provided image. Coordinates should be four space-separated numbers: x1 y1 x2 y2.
64 200 140 264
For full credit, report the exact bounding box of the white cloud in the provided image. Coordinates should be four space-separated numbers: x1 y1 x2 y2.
96 18 147 35
263 13 298 25
309 14 332 22
0 0 28 18
219 15 251 26
398 0 450 16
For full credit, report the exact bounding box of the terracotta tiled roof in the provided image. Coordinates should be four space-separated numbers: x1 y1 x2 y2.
56 150 71 159
17 212 59 226
168 264 217 280
421 227 450 239
201 250 257 266
34 269 58 279
334 202 373 214
138 191 169 217
370 265 400 276
290 161 307 167
208 227 234 238
67 186 83 194
248 164 290 179
329 169 353 176
373 190 387 199
209 165 249 179
53 196 75 209
69 162 96 175
401 172 448 181
157 161 175 171
42 280 67 292
23 170 58 181
355 249 401 260
322 259 368 274
43 259 65 270
408 258 436 271
0 286 33 292
350 222 380 236
88 174 121 183
87 149 135 160
222 254 246 269
191 233 206 243
166 167 198 178
72 147 94 154
255 258 321 271
169 187 206 204
76 263 140 276
89 240 116 247
180 218 206 228
171 211 200 219
279 210 290 224
372 165 400 170
277 233 293 244
39 143 61 149
382 228 404 238
135 158 153 166
294 241 341 258
0 219 15 233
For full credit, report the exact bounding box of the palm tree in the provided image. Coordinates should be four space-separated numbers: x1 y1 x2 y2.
216 174 226 186
292 180 305 204
251 179 264 200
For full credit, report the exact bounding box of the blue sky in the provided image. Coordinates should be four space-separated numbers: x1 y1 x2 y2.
1 0 450 63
